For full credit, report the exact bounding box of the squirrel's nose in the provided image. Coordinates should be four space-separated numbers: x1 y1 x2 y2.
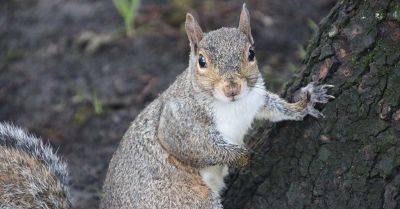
223 83 240 98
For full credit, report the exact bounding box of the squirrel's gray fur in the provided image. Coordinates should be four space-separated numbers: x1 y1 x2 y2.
0 122 71 209
101 4 333 209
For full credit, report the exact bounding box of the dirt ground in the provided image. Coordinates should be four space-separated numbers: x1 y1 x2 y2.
0 0 335 208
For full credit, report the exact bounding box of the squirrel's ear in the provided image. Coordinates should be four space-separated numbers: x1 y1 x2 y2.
185 13 203 53
238 3 254 45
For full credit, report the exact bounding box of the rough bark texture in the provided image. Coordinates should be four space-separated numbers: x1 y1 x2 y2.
224 0 400 209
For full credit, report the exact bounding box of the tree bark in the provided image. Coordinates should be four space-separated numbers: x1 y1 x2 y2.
224 0 400 209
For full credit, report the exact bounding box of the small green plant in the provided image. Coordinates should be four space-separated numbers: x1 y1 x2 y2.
113 0 140 37
91 93 103 115
306 18 318 31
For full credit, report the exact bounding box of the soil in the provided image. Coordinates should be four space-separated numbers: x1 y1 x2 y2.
0 0 335 208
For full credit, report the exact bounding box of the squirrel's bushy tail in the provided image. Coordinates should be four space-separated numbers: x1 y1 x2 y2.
0 122 71 209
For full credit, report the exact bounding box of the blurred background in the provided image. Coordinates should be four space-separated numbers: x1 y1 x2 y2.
1 0 336 208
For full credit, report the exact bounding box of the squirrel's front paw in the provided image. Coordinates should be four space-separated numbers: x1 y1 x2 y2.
301 82 335 104
301 82 335 118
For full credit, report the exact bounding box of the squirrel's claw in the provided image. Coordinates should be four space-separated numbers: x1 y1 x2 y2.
322 84 335 89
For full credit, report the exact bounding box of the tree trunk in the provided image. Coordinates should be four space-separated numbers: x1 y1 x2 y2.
224 0 400 209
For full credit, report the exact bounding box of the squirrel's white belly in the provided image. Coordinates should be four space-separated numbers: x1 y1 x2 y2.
200 79 266 195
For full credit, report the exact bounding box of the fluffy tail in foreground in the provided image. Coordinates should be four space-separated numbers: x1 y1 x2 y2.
0 122 71 209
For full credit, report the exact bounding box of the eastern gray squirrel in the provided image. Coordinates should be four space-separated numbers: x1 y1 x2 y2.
101 4 334 209
0 4 333 209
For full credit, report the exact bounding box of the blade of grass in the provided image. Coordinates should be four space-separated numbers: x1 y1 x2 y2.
92 93 103 115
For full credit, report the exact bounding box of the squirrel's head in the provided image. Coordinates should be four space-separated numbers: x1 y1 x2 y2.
185 4 260 102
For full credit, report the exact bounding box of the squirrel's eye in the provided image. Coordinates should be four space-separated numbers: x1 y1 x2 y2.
198 54 207 68
248 48 255 62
